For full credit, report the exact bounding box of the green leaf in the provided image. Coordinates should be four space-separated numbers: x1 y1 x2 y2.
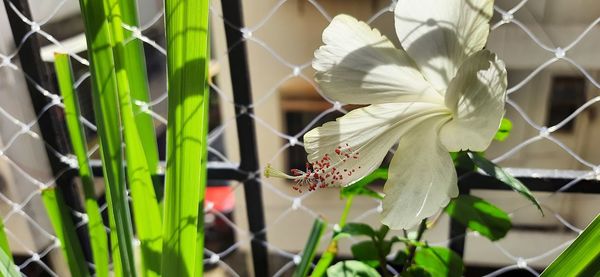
494 118 512 141
445 195 511 241
118 0 161 185
162 0 211 276
0 247 19 277
470 153 543 214
327 260 382 277
541 214 600 276
376 225 390 241
341 168 387 199
451 151 475 170
351 240 392 268
41 188 90 277
414 247 464 277
400 266 431 277
78 0 137 275
54 53 109 277
104 0 164 275
335 223 376 240
293 217 327 277
391 251 408 266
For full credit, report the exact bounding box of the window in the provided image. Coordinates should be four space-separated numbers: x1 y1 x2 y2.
546 76 586 132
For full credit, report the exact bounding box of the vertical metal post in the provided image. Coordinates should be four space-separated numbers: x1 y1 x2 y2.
220 0 269 276
4 0 93 266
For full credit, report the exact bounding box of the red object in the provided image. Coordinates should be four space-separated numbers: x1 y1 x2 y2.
205 186 235 212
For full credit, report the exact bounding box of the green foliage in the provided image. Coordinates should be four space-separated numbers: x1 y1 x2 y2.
103 0 164 275
335 223 376 240
400 266 431 277
54 53 109 277
118 0 160 184
414 247 464 277
327 260 381 277
0 247 19 277
351 240 392 268
541 214 600 276
341 168 387 199
162 0 211 276
293 217 327 277
78 0 137 274
445 195 511 241
494 118 512 141
41 188 90 277
469 153 542 214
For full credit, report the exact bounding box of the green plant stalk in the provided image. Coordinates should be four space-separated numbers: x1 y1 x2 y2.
0 247 19 277
41 188 90 277
403 219 428 272
54 53 109 277
294 217 327 277
78 0 137 275
118 0 160 184
162 0 211 276
375 227 391 277
104 0 164 275
541 214 600 276
312 195 355 277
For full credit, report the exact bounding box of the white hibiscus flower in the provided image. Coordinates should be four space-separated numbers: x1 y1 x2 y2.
267 0 507 230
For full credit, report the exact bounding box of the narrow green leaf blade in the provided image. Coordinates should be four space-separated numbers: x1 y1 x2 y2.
118 0 160 184
104 0 164 275
445 195 511 241
470 154 542 214
293 217 327 277
0 214 11 262
162 0 211 276
41 188 90 277
54 53 109 277
541 214 600 276
78 0 137 274
327 260 381 277
414 247 463 277
0 247 19 277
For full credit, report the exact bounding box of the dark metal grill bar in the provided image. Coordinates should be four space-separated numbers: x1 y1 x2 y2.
3 0 93 267
220 0 270 276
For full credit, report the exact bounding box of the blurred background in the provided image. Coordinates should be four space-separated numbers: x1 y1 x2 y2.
0 0 599 276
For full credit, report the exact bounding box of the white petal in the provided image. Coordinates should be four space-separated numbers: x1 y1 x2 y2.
394 0 493 92
381 117 458 230
313 14 442 105
440 50 507 152
303 102 448 187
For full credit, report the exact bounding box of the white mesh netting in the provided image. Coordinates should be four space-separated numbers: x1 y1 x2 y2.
0 0 599 276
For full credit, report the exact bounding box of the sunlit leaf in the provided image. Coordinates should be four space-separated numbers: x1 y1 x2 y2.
41 188 90 277
414 247 463 277
0 247 19 277
541 214 600 276
54 53 109 277
470 153 542 214
494 118 512 141
445 195 511 241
